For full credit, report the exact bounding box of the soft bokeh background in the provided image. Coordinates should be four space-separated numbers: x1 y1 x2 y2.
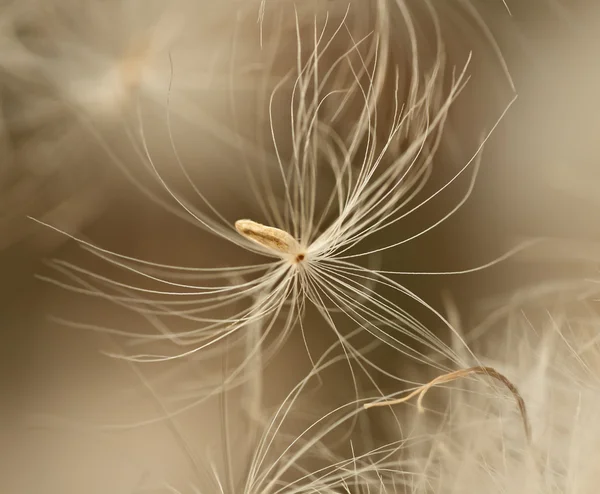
3 1 600 493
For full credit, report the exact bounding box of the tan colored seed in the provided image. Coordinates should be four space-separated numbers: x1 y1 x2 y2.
235 219 301 256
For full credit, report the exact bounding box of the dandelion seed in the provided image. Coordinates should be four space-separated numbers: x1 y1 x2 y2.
32 2 527 406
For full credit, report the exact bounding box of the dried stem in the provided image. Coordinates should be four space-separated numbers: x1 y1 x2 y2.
364 366 532 443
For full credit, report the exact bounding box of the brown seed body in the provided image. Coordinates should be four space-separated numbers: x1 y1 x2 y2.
235 219 301 256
